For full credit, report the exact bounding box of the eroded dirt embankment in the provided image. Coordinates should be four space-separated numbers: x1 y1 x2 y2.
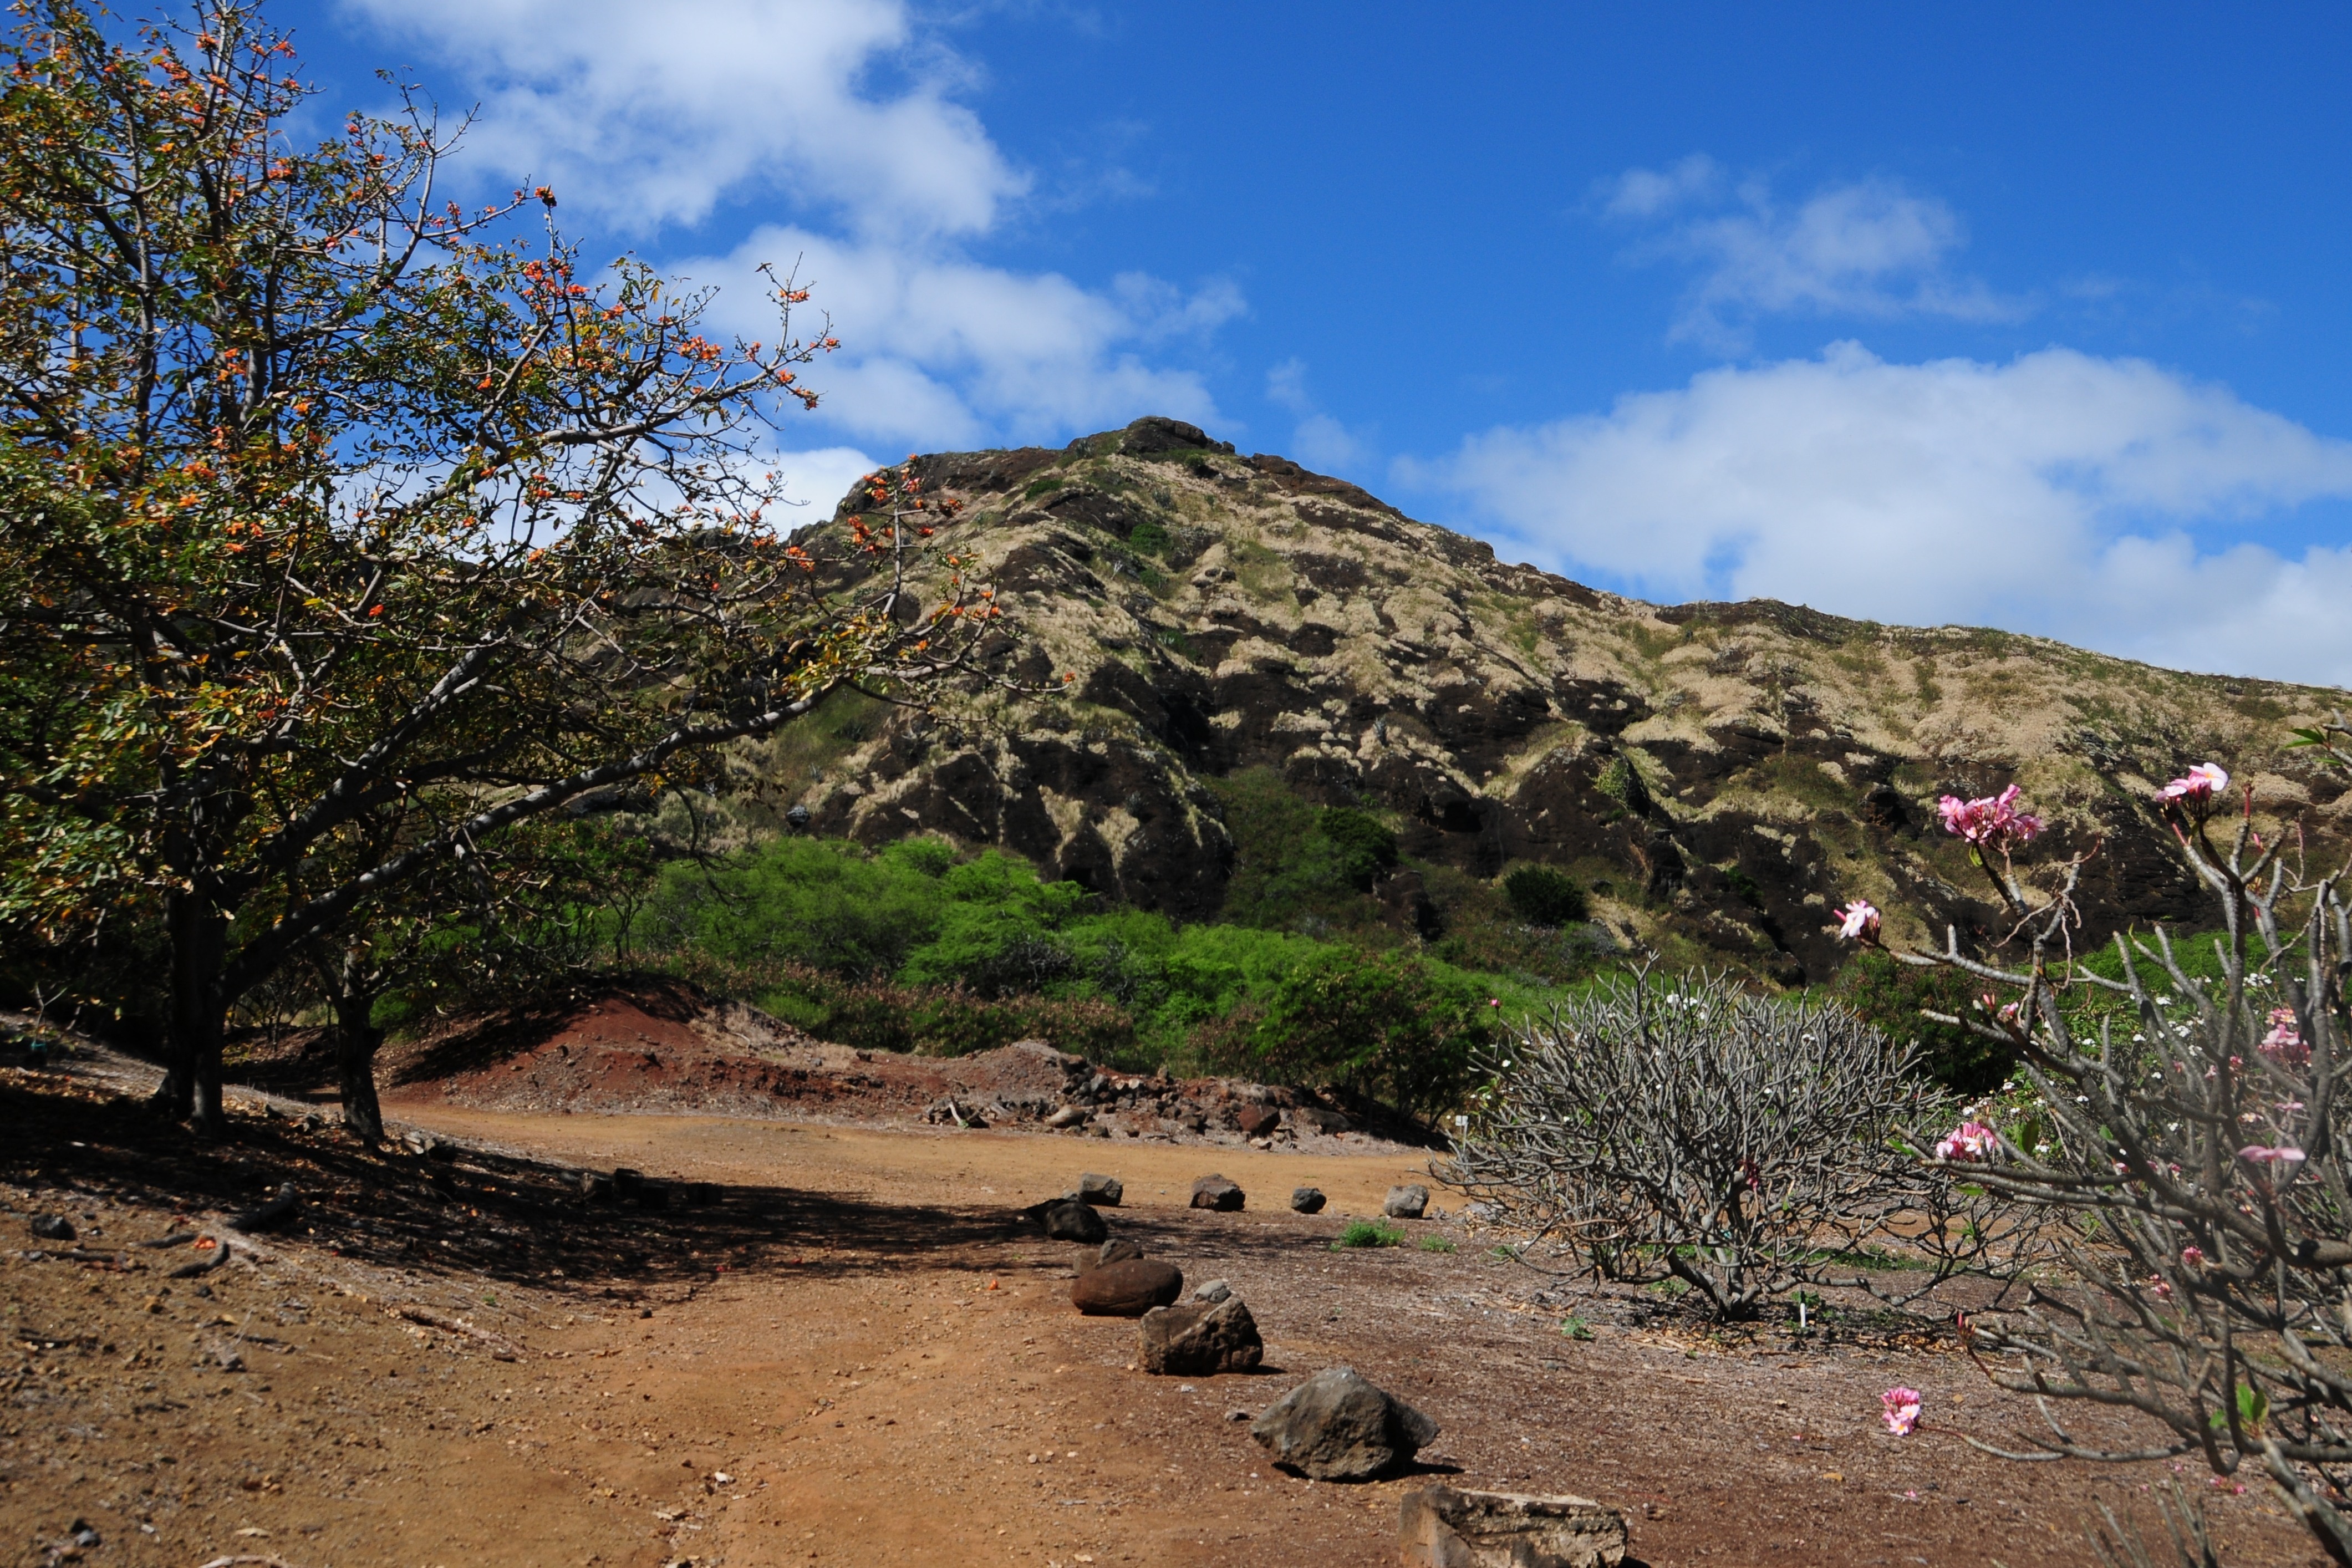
334 977 1433 1154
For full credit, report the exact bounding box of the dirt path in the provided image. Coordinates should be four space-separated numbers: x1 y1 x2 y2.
1 1065 2332 1567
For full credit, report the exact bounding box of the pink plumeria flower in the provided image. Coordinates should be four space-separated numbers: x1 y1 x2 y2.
2181 1246 2206 1268
2261 1007 2310 1068
2149 1274 2173 1301
1935 1121 1998 1162
2156 762 2230 806
1833 900 1881 941
2238 1145 2307 1176
1881 1387 1923 1436
1937 784 2044 849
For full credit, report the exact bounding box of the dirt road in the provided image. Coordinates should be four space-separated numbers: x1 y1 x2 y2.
1 1067 2330 1567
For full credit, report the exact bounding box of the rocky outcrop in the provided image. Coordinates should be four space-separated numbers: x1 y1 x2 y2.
774 417 2352 980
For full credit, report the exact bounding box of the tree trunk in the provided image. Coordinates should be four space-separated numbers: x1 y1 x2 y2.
157 887 229 1137
331 948 386 1143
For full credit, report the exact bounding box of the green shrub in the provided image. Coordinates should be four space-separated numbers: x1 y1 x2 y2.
1501 865 1588 927
1210 770 1407 929
1331 1220 1404 1249
1197 947 1493 1118
1128 519 1172 556
1317 807 1398 892
668 953 1137 1061
1417 1234 1457 1254
1831 946 2013 1094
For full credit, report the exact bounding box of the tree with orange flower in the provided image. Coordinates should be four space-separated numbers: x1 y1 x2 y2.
0 0 1004 1135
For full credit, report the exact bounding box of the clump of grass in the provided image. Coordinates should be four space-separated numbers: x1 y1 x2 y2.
1330 1220 1406 1250
1418 1234 1457 1254
1558 1315 1595 1341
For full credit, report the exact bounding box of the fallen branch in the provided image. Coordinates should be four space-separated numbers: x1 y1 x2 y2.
166 1237 229 1279
135 1230 200 1249
388 1304 529 1361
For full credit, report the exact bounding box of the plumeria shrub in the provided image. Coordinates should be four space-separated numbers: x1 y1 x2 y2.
1850 750 2352 1565
1442 968 2026 1320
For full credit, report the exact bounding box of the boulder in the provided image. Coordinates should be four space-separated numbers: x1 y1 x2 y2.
1236 1104 1283 1138
1191 1278 1233 1303
1292 1107 1351 1136
1250 1366 1439 1480
1398 1486 1628 1568
28 1214 73 1242
1078 1172 1124 1206
1140 1296 1264 1376
1042 1199 1108 1245
1291 1187 1327 1215
1384 1184 1430 1219
1047 1104 1090 1129
1072 1258 1184 1316
1191 1174 1245 1211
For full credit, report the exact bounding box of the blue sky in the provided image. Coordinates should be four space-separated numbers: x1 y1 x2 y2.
288 1 2352 683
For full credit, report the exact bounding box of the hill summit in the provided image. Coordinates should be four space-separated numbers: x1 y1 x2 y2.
762 416 2349 983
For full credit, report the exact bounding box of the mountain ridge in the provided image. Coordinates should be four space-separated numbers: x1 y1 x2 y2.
753 416 2349 985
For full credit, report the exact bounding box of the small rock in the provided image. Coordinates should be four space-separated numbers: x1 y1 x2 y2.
1078 1172 1123 1206
29 1215 74 1242
1190 1174 1245 1212
1398 1485 1629 1567
1292 1107 1351 1136
1226 1407 1255 1422
1071 1258 1183 1316
1290 1187 1327 1215
1046 1105 1090 1129
1140 1296 1263 1375
1236 1104 1283 1138
1041 1199 1108 1245
1384 1184 1430 1219
1250 1366 1439 1481
1191 1278 1232 1303
1094 1238 1146 1271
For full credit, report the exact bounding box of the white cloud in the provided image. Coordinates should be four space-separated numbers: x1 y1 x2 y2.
344 0 1019 237
1603 162 2027 349
1262 358 1368 470
691 226 1236 447
1409 343 2352 684
341 0 1243 449
1599 154 1723 219
762 445 880 521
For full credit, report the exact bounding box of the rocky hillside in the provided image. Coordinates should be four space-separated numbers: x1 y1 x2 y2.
755 416 2351 985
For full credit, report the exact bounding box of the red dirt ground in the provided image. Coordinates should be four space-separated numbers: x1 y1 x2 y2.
0 1025 2334 1567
